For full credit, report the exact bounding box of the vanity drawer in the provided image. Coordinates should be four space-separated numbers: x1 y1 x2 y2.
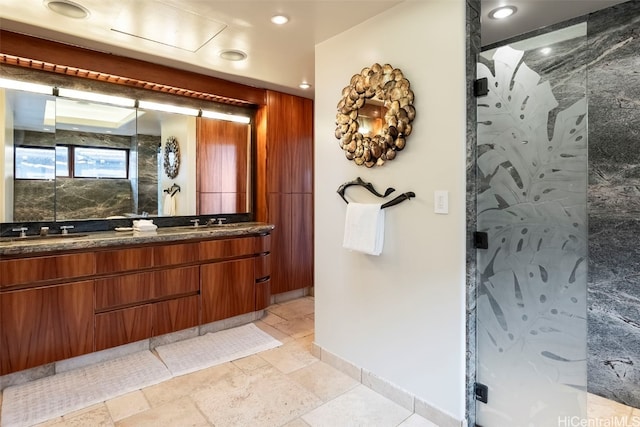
153 295 199 336
95 266 199 310
95 304 153 351
254 253 271 280
255 234 271 253
0 253 95 287
95 247 153 274
199 237 258 260
154 243 199 266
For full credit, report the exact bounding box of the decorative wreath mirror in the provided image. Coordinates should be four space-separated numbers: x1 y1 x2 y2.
163 136 181 178
335 63 415 167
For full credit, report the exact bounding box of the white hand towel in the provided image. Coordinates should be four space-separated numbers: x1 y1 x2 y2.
343 202 385 255
163 193 176 216
133 219 157 232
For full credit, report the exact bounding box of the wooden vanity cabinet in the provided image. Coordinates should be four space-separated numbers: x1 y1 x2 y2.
0 280 94 375
0 232 271 375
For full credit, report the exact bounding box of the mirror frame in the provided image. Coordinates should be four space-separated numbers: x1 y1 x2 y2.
335 63 415 167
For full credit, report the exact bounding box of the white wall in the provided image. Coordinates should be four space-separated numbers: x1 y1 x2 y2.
314 0 467 419
0 89 15 222
160 115 196 216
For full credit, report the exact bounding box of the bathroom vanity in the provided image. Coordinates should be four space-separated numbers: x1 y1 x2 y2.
0 223 273 375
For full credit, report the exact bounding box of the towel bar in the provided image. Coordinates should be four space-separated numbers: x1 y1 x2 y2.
337 177 415 209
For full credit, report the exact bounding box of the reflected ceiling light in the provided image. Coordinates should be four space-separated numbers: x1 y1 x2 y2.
201 110 250 124
57 88 135 107
138 100 199 116
0 78 52 95
44 0 90 19
540 47 552 55
271 15 289 25
488 5 517 19
219 49 247 61
299 82 311 90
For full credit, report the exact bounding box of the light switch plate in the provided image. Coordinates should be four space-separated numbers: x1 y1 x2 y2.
434 190 449 214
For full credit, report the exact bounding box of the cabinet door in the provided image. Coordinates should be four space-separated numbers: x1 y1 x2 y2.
290 193 314 290
201 258 254 323
267 192 291 294
95 305 153 351
0 281 94 375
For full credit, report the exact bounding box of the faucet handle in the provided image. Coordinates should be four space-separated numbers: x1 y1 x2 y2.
190 219 200 227
216 217 227 225
60 225 75 235
12 227 28 238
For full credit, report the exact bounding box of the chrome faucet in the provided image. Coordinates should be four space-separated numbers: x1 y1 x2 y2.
40 226 49 236
12 227 27 238
60 225 74 235
207 217 227 226
190 219 200 227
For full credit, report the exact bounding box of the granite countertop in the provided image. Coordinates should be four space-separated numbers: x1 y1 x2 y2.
0 222 274 256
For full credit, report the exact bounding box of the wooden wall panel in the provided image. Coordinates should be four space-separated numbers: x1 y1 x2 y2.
201 259 254 323
0 253 94 287
0 280 94 375
95 305 153 351
197 118 249 193
198 193 247 215
265 91 290 193
290 96 314 194
154 296 199 336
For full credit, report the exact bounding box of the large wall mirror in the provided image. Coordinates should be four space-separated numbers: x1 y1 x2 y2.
0 66 255 226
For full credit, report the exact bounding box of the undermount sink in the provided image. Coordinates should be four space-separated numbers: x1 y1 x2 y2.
161 223 246 232
9 233 89 242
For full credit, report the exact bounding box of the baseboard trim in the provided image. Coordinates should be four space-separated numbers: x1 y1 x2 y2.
312 343 465 427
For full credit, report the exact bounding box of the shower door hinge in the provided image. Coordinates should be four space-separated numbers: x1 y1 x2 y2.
475 382 489 404
474 78 489 97
473 231 488 249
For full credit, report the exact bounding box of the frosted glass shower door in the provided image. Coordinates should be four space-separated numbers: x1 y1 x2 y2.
475 24 588 427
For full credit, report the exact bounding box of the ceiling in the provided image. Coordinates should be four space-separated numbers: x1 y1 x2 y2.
0 0 629 99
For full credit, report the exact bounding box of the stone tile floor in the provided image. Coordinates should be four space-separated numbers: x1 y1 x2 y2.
1 296 638 426
0 297 436 427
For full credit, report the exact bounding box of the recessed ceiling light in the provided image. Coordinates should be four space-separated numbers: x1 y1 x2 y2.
488 5 517 20
219 49 247 61
44 0 90 19
271 15 289 25
299 82 311 90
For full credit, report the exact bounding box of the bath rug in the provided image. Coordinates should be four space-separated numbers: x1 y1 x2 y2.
155 323 282 377
0 350 172 427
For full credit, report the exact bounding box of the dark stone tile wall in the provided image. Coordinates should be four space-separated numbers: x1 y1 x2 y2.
465 0 480 425
585 1 640 408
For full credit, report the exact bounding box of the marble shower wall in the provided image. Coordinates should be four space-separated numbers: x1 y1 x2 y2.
137 134 160 216
586 1 640 409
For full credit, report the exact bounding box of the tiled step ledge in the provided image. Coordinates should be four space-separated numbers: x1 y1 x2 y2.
311 343 466 427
